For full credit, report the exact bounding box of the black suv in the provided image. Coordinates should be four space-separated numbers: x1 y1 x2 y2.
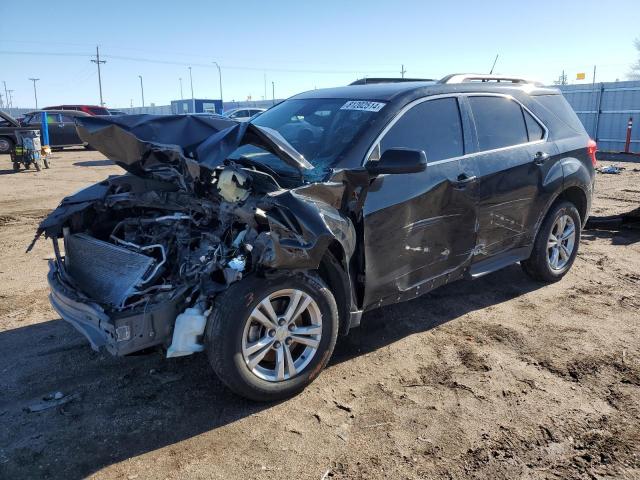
37 74 595 401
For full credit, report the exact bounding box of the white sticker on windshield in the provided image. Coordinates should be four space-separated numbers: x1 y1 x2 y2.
340 100 386 112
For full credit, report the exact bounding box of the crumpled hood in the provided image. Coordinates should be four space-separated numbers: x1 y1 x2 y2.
75 114 311 189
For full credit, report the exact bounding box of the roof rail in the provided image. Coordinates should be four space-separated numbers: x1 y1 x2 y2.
439 74 542 86
349 77 434 85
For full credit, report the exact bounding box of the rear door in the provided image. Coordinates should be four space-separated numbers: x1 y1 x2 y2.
362 96 478 309
465 94 556 261
59 114 82 145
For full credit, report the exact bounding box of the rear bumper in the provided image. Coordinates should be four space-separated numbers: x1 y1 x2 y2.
47 261 181 356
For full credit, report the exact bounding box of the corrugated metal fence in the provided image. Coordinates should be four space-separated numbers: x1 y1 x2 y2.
555 80 640 152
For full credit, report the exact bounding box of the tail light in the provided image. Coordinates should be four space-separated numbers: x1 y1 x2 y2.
587 139 598 167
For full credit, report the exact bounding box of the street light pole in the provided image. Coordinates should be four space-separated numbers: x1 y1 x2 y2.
188 66 195 112
272 81 275 105
212 61 223 104
138 75 145 107
179 77 183 100
28 78 40 109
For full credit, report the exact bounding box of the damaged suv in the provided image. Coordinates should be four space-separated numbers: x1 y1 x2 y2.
35 74 595 401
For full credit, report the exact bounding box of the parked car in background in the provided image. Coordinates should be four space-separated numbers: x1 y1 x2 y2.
223 108 266 122
22 110 91 150
107 109 127 116
0 110 21 153
44 105 110 116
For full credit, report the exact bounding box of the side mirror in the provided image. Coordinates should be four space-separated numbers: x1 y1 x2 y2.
365 148 427 175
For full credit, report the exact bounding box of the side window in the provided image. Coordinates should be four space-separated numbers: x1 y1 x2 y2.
523 109 544 141
469 96 529 150
61 114 77 123
380 97 464 162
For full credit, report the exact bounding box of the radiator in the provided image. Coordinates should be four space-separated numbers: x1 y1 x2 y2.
64 233 155 306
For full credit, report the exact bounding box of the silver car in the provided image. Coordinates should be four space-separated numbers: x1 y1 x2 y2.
224 108 266 122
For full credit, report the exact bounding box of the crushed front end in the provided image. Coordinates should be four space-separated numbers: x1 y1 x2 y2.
34 114 358 357
43 171 274 355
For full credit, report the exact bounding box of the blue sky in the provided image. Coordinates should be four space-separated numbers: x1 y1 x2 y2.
1 0 639 109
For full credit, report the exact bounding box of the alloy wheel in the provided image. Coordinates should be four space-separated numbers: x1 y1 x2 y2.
241 289 322 382
547 214 576 270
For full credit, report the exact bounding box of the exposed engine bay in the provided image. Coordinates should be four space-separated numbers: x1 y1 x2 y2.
60 165 273 311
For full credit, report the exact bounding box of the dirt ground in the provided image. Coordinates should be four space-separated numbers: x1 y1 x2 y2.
0 150 638 480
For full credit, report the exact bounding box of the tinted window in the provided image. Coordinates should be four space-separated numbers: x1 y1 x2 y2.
534 94 586 135
28 114 57 125
469 96 528 150
87 107 109 115
523 110 544 141
61 114 77 123
380 98 464 162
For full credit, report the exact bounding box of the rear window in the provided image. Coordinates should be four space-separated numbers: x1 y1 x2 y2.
533 95 586 135
469 96 529 150
87 106 110 115
381 97 464 162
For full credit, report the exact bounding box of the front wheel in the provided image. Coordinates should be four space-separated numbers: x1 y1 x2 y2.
522 201 581 282
205 273 338 401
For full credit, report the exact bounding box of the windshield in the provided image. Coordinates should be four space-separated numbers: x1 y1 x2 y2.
228 98 384 182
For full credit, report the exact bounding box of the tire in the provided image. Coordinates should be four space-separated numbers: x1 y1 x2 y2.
0 137 13 154
521 201 581 283
205 272 339 401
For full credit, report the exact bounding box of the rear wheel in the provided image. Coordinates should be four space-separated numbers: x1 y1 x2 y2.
205 273 338 401
522 201 581 282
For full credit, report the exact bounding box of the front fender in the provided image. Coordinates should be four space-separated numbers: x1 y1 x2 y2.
258 185 356 271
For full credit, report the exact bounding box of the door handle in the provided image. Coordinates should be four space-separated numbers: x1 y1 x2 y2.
534 151 550 165
453 173 477 188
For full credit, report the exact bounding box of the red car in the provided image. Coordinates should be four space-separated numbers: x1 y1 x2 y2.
43 105 110 116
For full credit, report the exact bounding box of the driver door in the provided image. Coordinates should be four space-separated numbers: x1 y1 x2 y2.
362 96 478 309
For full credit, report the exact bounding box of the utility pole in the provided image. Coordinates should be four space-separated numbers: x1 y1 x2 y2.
3 81 8 108
138 75 145 107
91 46 106 106
7 90 14 108
179 77 183 100
263 73 267 101
400 64 406 78
0 93 4 109
272 81 275 105
28 78 40 109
